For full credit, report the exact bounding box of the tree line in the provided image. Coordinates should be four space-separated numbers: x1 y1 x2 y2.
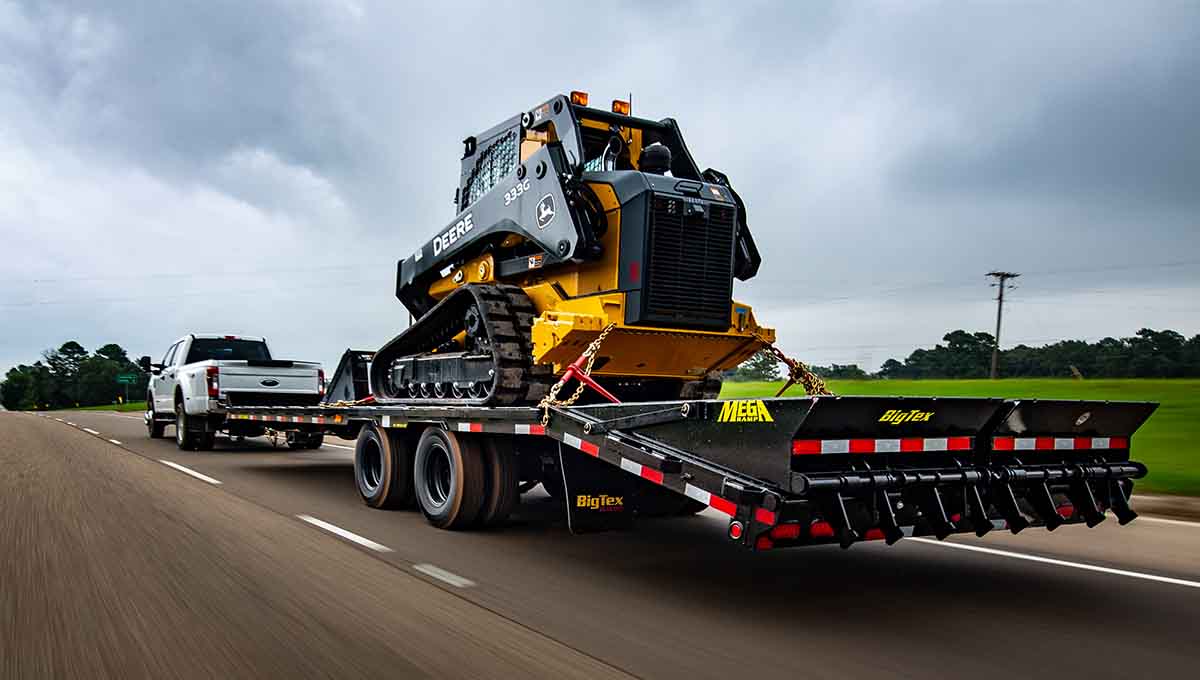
1 341 149 411
729 328 1200 381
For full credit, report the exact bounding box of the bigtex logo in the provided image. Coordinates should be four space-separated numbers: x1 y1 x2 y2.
717 399 774 423
576 494 624 512
878 409 934 425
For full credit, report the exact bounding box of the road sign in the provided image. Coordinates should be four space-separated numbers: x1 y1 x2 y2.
116 374 138 385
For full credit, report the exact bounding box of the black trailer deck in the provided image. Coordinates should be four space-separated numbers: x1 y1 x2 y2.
226 394 1157 551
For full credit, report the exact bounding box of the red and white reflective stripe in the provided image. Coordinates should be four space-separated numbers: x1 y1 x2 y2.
563 433 600 456
792 437 972 455
992 436 1128 451
514 423 546 436
455 422 484 433
619 457 664 484
684 484 737 516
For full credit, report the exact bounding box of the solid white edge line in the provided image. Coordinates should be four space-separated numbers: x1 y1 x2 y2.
83 427 101 435
159 460 223 485
109 439 123 445
322 443 355 450
413 563 476 588
1138 516 1200 529
909 537 1200 589
296 515 393 552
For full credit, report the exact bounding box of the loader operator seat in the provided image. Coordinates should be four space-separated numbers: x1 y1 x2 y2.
640 142 672 175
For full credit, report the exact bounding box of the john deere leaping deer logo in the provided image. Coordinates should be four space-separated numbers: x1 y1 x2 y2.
535 194 556 229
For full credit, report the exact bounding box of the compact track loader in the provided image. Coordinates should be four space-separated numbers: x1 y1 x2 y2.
371 92 772 405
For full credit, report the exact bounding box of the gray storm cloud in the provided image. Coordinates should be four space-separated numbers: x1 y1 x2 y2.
1 0 1197 374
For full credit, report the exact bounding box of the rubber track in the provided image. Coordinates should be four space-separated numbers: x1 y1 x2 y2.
369 285 553 406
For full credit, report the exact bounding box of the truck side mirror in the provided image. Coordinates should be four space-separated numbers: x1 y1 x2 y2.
138 356 152 372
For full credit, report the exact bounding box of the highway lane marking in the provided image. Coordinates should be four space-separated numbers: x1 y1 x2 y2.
322 443 354 451
413 563 476 588
1138 516 1200 529
55 418 64 422
910 537 1200 589
109 439 123 445
83 427 101 435
159 460 223 485
296 515 393 553
67 422 77 427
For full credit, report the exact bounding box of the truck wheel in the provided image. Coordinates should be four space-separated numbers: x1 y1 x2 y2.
197 430 216 451
476 436 520 527
146 403 165 439
414 428 485 529
355 425 414 509
175 402 199 451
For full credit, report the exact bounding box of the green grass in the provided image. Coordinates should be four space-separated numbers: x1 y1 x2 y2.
721 379 1200 497
75 401 147 413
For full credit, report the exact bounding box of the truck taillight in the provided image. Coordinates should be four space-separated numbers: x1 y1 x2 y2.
318 369 326 396
206 366 220 398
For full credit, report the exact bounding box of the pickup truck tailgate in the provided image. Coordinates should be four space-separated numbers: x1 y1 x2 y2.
218 362 320 393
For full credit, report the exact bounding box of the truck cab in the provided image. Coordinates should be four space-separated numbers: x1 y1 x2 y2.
141 334 325 450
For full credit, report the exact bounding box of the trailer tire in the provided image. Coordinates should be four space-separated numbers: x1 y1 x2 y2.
476 436 520 527
175 402 199 451
355 425 414 509
414 428 485 529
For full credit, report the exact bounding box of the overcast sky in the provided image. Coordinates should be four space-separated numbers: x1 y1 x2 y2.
2 0 1198 375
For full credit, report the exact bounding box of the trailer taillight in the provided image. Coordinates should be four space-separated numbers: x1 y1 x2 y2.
809 520 835 539
769 523 802 541
206 366 220 398
318 369 326 396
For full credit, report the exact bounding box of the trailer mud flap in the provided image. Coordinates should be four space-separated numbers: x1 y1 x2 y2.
559 443 635 534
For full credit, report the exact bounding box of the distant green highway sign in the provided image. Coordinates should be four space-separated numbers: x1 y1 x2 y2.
116 374 139 385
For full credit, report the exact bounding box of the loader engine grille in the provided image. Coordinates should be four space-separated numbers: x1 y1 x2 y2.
640 194 736 329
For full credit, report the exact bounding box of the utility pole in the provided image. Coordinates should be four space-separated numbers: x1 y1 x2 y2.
987 271 1019 379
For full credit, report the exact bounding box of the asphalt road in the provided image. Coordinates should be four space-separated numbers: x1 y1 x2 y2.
4 410 1199 678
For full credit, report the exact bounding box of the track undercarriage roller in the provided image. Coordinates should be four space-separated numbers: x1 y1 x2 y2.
354 424 416 509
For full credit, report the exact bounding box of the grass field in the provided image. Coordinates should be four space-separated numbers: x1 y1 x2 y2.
76 401 147 413
721 379 1200 497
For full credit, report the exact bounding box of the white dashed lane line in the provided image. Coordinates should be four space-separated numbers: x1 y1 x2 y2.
83 428 101 435
159 460 223 485
296 515 393 553
413 563 476 588
322 443 354 451
109 439 123 445
910 537 1200 589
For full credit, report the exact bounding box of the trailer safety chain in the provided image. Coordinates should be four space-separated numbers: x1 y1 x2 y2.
538 323 618 426
758 338 833 397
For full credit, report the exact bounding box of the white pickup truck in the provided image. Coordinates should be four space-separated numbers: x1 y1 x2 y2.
139 334 325 450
